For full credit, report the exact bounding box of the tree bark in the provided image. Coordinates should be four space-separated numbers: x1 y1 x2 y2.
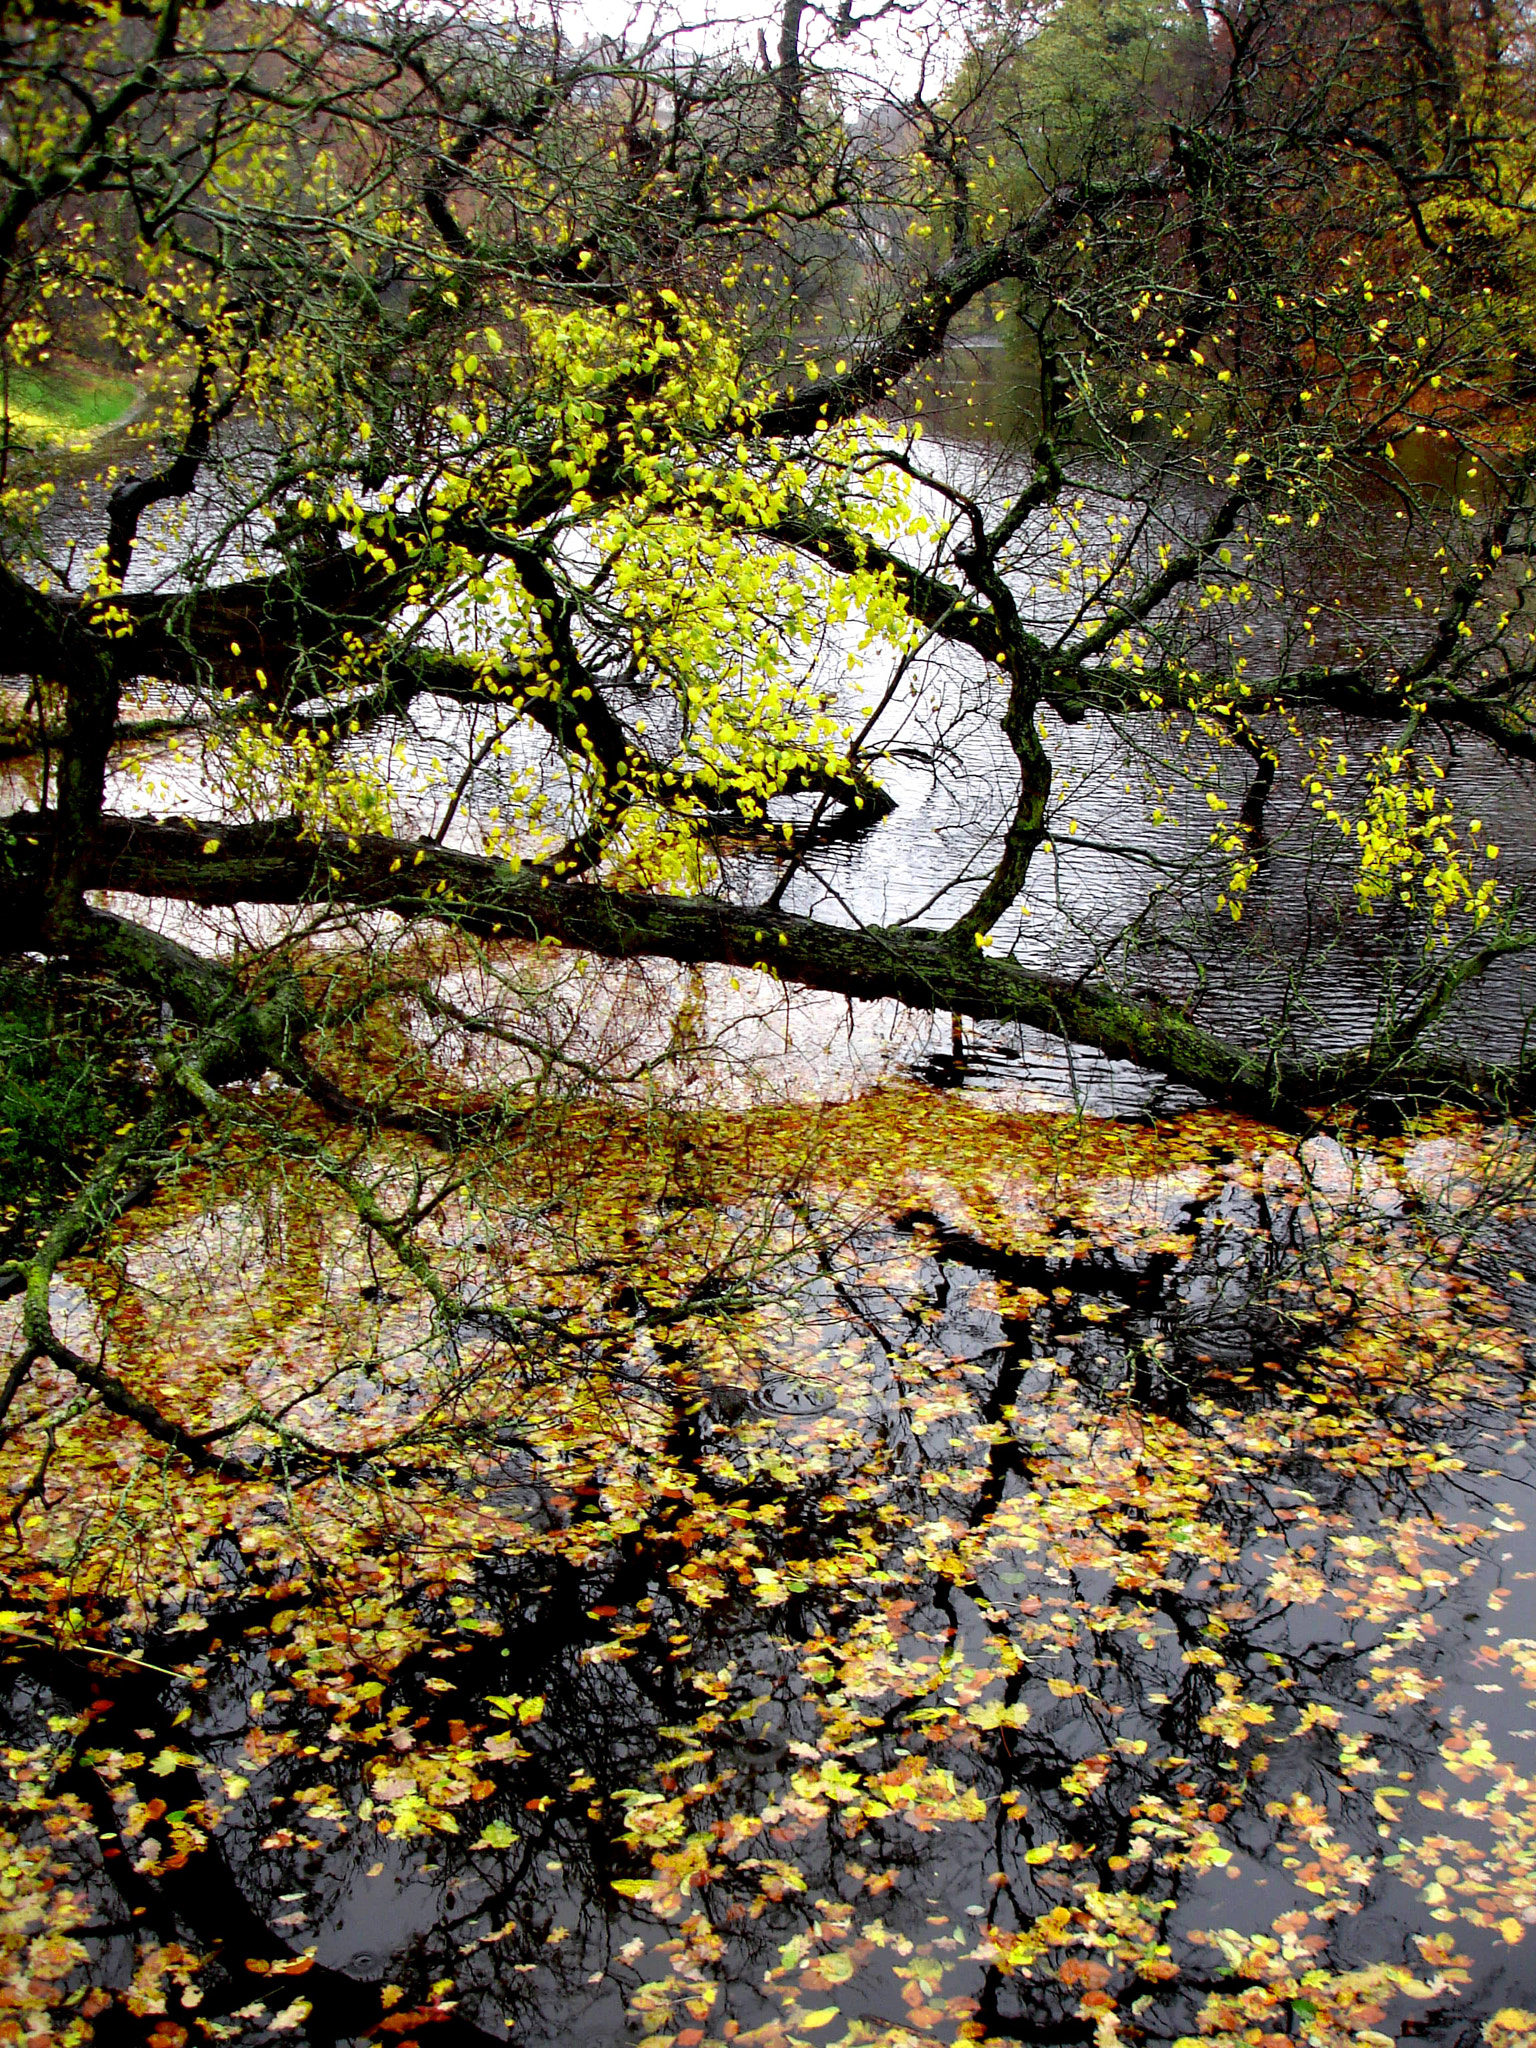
13 809 1533 1121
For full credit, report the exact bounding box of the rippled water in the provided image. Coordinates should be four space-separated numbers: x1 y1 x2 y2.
9 350 1532 1101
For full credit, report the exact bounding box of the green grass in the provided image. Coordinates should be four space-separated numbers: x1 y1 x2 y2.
3 358 137 446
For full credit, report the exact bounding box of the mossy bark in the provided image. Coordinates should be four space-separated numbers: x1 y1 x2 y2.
12 808 1532 1121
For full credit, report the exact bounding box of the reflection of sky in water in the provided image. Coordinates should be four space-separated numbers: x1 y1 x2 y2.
6 370 1535 1096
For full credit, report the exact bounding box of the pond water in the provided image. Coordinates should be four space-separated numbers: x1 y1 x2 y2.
6 358 1536 2048
8 341 1534 1097
5 1093 1536 2047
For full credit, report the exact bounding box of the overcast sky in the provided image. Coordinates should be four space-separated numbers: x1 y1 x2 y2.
557 0 967 95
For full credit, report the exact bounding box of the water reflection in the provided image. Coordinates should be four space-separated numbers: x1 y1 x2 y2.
7 353 1536 2047
2 1098 1532 2044
9 347 1534 1095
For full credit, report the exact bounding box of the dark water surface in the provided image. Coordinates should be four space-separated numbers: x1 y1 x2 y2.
5 1107 1536 2045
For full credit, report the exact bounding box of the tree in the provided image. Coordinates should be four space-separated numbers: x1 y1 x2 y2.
3 0 1536 1434
7 7 1536 2041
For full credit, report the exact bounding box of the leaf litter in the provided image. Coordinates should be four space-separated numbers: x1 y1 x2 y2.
3 1082 1536 2048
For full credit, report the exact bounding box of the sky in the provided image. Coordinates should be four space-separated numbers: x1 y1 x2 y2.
555 0 968 97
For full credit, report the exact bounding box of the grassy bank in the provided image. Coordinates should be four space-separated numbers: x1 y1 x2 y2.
2 356 137 447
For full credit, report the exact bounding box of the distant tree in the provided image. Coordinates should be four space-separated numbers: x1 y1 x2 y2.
949 0 1209 211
